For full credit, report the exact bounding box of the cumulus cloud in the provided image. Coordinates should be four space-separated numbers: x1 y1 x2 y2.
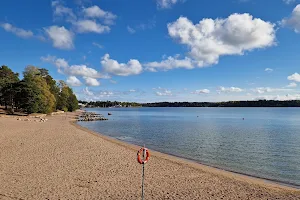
44 26 74 49
265 68 273 72
101 54 143 76
218 87 243 93
66 76 82 86
74 20 110 34
153 87 173 96
83 87 94 96
0 23 34 38
84 77 100 86
282 5 300 33
156 0 184 9
168 14 276 67
287 82 297 87
41 55 109 86
68 65 104 78
252 87 293 94
145 55 194 71
288 73 300 82
156 90 172 96
83 5 117 25
51 0 76 22
191 89 210 94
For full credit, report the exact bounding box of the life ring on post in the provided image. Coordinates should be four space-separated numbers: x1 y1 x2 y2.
137 148 150 164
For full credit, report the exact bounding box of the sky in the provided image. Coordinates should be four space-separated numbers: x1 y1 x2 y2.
1 0 300 102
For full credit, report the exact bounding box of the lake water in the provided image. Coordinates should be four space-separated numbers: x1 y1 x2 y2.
77 107 300 187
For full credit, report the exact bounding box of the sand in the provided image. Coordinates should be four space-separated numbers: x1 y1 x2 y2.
0 113 299 200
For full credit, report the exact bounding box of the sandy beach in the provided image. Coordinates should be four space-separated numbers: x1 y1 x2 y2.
0 113 299 199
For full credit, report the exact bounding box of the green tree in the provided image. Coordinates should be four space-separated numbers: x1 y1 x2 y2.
18 66 56 114
0 65 19 112
56 81 79 112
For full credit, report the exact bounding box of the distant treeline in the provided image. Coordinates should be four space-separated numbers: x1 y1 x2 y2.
142 101 300 107
0 65 79 114
79 100 300 108
79 100 141 108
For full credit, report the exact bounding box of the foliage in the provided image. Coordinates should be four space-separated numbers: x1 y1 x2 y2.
79 100 141 108
142 100 300 107
0 65 79 114
0 65 20 111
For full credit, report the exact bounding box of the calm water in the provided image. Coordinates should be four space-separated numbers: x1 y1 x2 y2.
78 107 300 187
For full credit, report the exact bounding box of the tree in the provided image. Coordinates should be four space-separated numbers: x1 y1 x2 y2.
43 69 60 108
1 65 79 114
18 66 56 114
0 65 19 112
56 81 79 111
67 91 79 111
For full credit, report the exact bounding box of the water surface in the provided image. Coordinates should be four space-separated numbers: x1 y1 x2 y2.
78 107 300 187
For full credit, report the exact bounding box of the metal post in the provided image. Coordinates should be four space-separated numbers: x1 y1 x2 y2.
141 162 145 200
141 145 145 200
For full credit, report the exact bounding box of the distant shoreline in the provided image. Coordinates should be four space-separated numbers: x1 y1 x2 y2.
79 100 300 109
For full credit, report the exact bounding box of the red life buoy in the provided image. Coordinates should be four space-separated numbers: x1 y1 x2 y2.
137 148 150 164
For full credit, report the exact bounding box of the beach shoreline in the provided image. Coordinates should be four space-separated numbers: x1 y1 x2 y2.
0 112 299 199
72 121 300 191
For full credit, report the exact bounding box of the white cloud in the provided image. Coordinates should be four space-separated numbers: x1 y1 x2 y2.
288 73 300 82
282 5 300 33
83 77 100 86
283 0 296 5
41 55 110 81
68 65 103 78
265 68 273 72
51 1 76 22
218 87 243 93
153 87 173 96
92 42 103 48
127 26 136 34
168 14 276 67
101 54 143 76
191 89 210 94
41 55 69 72
66 76 82 86
44 26 74 49
252 87 293 94
287 82 297 87
156 0 184 9
156 90 172 96
83 5 117 25
254 94 300 101
110 80 117 84
74 20 110 34
0 23 34 38
129 89 136 92
83 87 94 96
145 56 194 71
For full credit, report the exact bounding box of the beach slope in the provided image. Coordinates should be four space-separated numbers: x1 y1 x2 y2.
0 113 299 199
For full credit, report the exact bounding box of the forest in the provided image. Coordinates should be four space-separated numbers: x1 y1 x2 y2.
79 100 141 108
0 65 79 114
142 101 300 107
79 100 300 108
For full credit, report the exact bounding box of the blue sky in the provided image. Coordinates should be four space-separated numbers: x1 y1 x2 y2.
1 0 300 102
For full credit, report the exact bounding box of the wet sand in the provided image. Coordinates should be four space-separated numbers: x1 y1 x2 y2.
0 113 299 199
